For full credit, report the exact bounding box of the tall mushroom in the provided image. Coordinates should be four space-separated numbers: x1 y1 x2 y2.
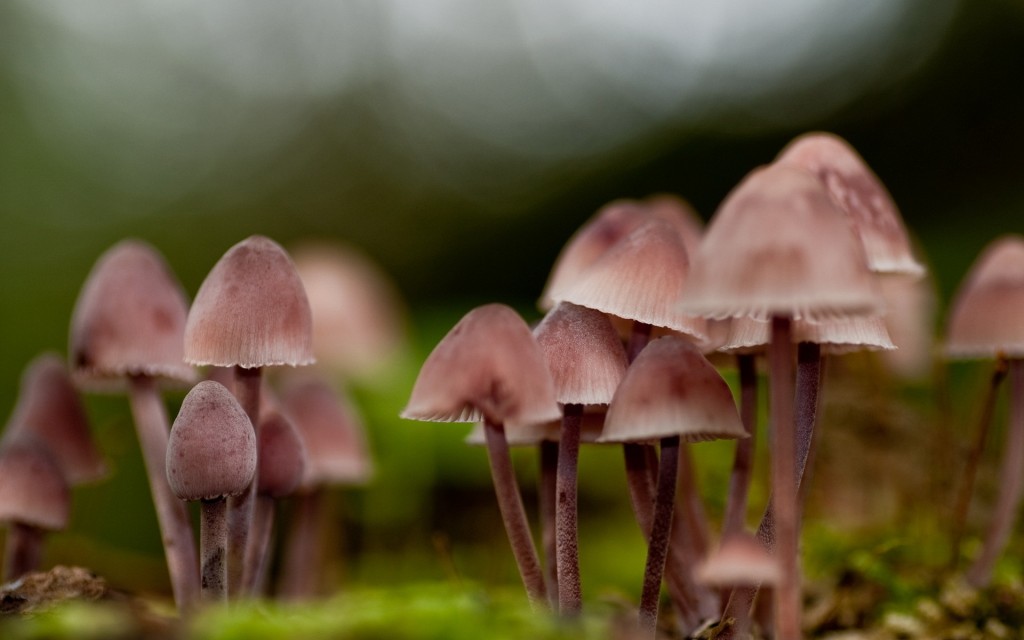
681 164 882 640
184 235 314 593
945 235 1024 587
69 239 199 609
598 337 746 636
166 381 257 603
402 304 560 607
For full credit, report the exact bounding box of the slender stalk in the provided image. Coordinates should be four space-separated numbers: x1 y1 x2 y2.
723 354 758 537
627 322 653 363
770 315 799 640
278 489 325 600
556 404 583 616
539 440 559 609
230 366 262 596
483 418 548 608
624 443 657 536
241 495 275 596
127 376 200 611
2 522 43 582
675 444 719 621
966 358 1024 587
200 499 229 602
638 435 680 635
950 358 1009 569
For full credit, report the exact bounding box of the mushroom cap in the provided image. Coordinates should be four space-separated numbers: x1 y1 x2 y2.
464 407 607 446
3 353 107 485
184 235 315 368
166 381 257 501
402 304 561 428
645 193 704 258
554 218 707 338
281 376 373 488
946 235 1024 359
775 132 924 277
539 200 649 311
257 410 307 498
533 303 628 406
719 315 895 355
680 164 883 322
292 242 407 378
599 337 747 443
69 239 196 389
880 271 937 379
695 532 780 587
0 437 70 530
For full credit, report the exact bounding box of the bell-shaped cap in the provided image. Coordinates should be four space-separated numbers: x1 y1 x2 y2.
719 315 894 355
599 337 746 443
681 164 883 322
184 235 315 368
69 239 196 389
0 437 70 531
166 381 257 501
257 410 307 498
539 201 649 311
554 218 707 338
533 303 628 406
281 376 373 488
946 235 1024 359
695 532 780 587
775 132 924 277
292 242 407 378
402 304 561 428
3 354 106 485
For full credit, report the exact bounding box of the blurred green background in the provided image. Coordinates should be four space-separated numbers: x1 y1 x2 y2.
1 0 1023 602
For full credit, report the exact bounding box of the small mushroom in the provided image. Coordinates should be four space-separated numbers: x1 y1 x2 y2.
166 381 256 603
0 437 70 582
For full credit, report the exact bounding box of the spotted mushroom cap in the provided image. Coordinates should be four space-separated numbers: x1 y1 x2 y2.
3 353 107 485
599 337 747 444
184 235 314 369
946 235 1024 359
69 239 196 390
775 132 924 277
402 304 561 429
166 381 256 501
681 164 883 322
0 437 70 531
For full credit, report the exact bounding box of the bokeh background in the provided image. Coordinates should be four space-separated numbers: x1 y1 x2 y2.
1 0 1023 601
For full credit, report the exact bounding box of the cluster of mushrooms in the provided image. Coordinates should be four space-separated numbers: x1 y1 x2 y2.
0 237 388 610
404 131 1024 639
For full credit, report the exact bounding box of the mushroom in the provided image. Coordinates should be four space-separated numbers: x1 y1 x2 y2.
532 302 627 616
184 235 314 593
681 164 882 640
945 235 1024 587
402 304 560 608
598 337 746 636
0 437 70 582
241 409 307 596
166 381 257 603
69 239 199 609
276 374 372 600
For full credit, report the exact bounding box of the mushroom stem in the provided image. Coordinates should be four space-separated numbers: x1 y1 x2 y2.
241 495 275 597
556 403 583 617
624 443 657 536
200 499 229 603
278 489 326 600
483 418 548 609
950 357 1009 569
126 376 200 610
230 365 262 596
723 353 758 537
769 315 799 640
539 439 559 609
966 358 1024 587
2 522 43 582
675 443 719 621
638 435 680 636
627 321 653 363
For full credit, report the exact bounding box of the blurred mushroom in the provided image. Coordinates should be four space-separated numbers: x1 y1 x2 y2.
167 381 257 603
69 239 199 609
184 235 314 593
